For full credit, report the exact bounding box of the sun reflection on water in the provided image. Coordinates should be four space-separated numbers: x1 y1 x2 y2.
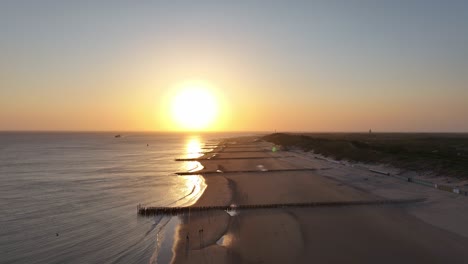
184 137 203 172
177 136 207 206
186 137 202 159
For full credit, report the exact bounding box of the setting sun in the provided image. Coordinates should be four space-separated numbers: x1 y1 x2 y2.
171 83 218 130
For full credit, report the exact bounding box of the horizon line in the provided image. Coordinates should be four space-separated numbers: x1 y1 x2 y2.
1 130 467 134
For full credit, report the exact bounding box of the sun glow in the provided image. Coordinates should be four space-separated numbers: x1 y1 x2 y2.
171 83 218 130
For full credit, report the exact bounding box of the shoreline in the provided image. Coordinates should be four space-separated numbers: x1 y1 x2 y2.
171 140 244 263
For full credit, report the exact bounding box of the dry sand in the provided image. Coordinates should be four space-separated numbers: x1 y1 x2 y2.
171 137 468 263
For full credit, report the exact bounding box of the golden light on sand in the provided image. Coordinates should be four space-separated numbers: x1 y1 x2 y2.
171 83 218 130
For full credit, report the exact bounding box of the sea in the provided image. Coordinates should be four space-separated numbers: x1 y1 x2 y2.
0 132 253 264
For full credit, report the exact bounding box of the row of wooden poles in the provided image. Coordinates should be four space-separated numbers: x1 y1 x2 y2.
137 198 425 216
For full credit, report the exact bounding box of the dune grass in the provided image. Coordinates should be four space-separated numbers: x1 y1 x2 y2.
263 133 468 179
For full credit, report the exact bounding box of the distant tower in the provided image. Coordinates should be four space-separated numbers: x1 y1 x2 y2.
369 129 372 134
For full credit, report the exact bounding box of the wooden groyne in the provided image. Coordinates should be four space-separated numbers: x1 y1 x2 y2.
137 198 425 216
200 150 270 153
175 168 320 175
175 156 292 161
202 145 260 149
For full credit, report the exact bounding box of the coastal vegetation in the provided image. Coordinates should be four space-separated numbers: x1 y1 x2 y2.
263 133 468 178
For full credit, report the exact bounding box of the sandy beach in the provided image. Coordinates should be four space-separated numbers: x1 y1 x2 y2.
171 137 468 263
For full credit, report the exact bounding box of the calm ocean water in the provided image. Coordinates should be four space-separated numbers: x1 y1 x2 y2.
0 132 251 264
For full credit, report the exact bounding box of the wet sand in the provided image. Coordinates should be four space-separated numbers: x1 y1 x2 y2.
171 137 468 263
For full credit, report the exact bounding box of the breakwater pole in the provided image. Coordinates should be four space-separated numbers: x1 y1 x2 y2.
137 198 425 216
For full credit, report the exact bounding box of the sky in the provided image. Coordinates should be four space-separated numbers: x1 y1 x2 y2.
1 0 467 132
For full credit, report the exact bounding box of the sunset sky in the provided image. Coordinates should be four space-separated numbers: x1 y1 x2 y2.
1 1 467 132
